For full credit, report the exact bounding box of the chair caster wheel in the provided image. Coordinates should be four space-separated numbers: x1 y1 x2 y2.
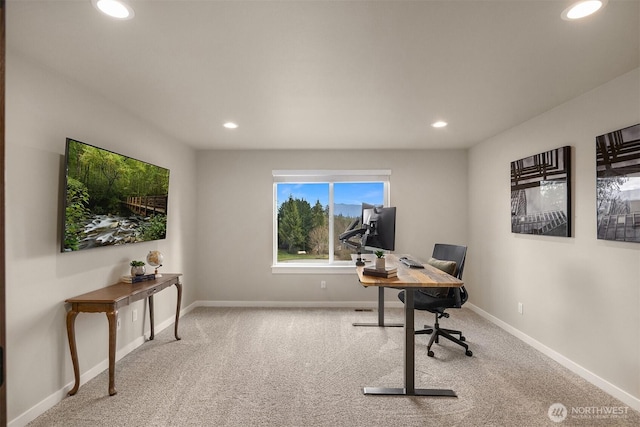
427 350 434 357
465 350 473 357
460 336 466 341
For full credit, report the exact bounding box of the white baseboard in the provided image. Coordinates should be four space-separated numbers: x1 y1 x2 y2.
18 301 632 426
9 335 144 427
466 303 640 412
8 387 68 427
10 300 383 426
194 300 404 309
8 305 197 427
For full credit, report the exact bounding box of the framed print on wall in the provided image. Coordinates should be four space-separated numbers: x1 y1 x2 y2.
596 123 640 242
511 146 571 237
62 138 170 252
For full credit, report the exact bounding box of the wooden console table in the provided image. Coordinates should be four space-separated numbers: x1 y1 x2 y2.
65 273 182 396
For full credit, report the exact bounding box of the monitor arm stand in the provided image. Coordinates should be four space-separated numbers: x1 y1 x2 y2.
339 227 368 266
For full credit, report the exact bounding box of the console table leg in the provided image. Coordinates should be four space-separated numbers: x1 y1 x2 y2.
66 308 80 396
148 295 155 340
174 281 182 340
106 310 118 396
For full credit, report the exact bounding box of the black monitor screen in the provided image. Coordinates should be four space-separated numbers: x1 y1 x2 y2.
363 206 396 251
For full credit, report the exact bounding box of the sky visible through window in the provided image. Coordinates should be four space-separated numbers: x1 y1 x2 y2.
277 182 384 209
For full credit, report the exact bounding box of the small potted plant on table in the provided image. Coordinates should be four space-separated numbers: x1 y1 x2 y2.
130 260 146 276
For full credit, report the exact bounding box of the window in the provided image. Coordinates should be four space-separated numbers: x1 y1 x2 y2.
273 170 390 273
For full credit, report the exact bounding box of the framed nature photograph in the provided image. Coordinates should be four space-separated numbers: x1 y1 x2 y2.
596 123 640 242
511 146 571 237
62 138 170 252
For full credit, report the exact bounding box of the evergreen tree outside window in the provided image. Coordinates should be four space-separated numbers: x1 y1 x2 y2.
273 170 390 270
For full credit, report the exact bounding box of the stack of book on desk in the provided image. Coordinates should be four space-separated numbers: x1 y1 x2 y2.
121 274 156 284
363 266 398 278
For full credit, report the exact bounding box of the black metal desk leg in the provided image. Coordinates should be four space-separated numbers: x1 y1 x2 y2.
353 287 403 327
363 288 457 397
404 288 415 393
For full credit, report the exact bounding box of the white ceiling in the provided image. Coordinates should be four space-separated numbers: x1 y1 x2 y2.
7 0 640 150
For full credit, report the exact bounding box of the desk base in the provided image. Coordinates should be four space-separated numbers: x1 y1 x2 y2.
363 387 457 397
352 322 403 327
353 287 404 327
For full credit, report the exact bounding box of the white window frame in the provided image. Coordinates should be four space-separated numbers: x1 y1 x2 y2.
272 170 391 274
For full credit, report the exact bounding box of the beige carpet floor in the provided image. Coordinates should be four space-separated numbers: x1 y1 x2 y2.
28 306 640 426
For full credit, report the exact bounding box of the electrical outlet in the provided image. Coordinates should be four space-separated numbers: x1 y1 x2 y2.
132 309 138 322
117 315 121 330
518 302 524 315
320 280 327 289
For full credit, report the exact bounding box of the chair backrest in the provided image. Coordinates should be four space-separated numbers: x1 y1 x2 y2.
432 244 468 306
432 243 467 280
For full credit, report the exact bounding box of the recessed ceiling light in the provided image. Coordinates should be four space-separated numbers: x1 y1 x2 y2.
92 0 135 20
223 122 238 129
431 121 448 128
561 0 607 20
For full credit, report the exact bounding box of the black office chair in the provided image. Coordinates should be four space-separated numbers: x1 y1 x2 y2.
398 244 472 357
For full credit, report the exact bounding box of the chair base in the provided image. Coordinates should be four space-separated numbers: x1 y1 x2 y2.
416 326 434 335
419 321 473 357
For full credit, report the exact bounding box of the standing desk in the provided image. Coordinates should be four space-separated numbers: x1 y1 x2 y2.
354 254 462 396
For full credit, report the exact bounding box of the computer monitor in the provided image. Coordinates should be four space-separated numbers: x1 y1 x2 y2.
363 206 396 251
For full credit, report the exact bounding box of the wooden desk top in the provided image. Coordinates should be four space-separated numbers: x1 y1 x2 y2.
65 273 182 306
355 254 463 288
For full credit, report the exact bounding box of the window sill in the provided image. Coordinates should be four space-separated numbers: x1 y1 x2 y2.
271 264 357 275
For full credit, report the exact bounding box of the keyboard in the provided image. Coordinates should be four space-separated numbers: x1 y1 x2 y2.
399 257 424 269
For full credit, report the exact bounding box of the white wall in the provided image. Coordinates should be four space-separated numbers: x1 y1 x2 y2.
194 149 468 303
467 68 640 404
5 53 198 423
5 53 469 425
8 37 637 427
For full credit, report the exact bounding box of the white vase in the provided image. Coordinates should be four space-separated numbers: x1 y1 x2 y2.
131 266 146 276
375 258 385 270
